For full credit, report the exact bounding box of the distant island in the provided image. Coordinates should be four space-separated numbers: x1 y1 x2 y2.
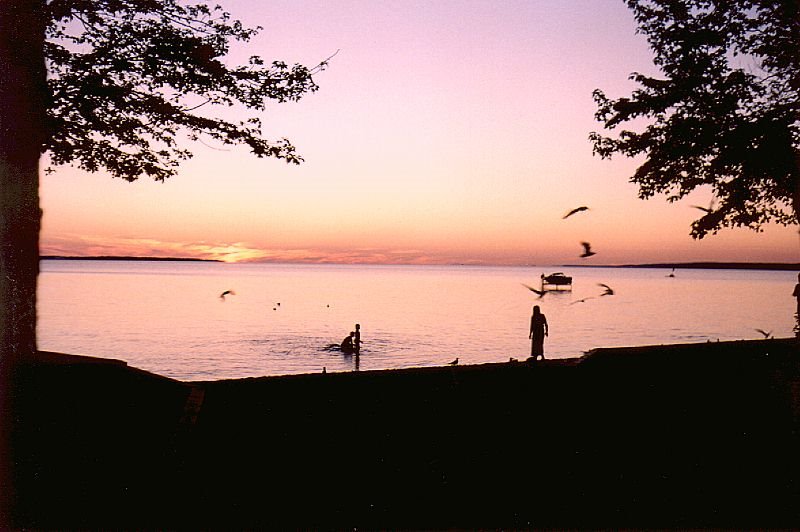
41 256 222 262
564 262 800 271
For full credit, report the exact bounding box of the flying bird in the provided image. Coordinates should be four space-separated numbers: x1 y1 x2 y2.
570 297 594 305
690 199 716 213
521 283 546 298
448 358 459 366
219 290 236 301
562 206 589 219
755 329 773 339
598 283 614 296
579 242 596 258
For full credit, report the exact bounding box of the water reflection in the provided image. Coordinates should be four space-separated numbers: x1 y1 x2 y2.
37 261 799 380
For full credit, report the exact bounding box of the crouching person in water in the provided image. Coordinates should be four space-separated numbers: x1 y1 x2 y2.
528 305 548 361
340 331 356 353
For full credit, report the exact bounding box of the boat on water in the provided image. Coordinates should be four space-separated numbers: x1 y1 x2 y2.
540 272 573 291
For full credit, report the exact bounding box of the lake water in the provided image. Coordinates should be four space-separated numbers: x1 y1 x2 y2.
37 260 798 381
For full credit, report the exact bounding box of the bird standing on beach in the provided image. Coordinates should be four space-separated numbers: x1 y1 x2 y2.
448 358 459 366
219 290 236 301
563 206 589 219
579 242 596 258
521 283 546 298
598 283 614 296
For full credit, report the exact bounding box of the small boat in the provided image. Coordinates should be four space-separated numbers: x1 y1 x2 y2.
540 272 572 291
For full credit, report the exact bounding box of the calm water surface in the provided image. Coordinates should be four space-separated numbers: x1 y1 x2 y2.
38 261 797 380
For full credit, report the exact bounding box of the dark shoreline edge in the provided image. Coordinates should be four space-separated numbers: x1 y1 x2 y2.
8 338 799 528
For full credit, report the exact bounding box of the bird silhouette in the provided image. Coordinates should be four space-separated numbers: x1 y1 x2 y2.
448 358 459 366
755 329 773 339
521 283 546 298
690 199 716 213
667 268 676 278
219 290 236 301
563 206 589 219
570 297 594 305
579 242 596 258
598 283 614 296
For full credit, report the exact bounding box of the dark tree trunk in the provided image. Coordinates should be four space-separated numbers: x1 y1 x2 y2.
0 0 47 526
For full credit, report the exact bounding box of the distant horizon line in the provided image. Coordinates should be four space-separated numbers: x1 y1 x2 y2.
40 255 800 271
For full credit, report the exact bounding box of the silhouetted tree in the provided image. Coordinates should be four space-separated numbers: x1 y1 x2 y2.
1 0 48 363
590 0 799 238
3 4 324 517
1 1 48 522
1 0 327 360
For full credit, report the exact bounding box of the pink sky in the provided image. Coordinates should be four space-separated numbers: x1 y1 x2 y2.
39 0 799 265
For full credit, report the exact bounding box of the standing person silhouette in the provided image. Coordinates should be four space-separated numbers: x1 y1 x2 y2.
793 274 800 336
793 273 800 312
354 323 362 354
529 305 548 361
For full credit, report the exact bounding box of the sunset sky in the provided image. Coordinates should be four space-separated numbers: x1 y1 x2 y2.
39 0 799 265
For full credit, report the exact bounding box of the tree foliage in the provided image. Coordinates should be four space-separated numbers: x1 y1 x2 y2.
590 0 799 238
45 0 328 182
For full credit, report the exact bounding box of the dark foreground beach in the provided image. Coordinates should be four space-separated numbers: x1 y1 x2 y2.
7 338 800 528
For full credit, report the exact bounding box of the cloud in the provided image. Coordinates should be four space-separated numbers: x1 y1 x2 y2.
41 234 270 263
39 234 459 264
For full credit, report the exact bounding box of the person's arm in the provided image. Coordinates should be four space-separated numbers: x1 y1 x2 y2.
544 317 549 336
529 317 533 338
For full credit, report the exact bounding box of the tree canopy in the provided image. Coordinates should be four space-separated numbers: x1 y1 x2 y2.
590 0 799 238
45 0 328 182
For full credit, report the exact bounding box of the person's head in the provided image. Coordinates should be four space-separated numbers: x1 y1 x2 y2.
355 323 360 330
350 331 355 337
533 305 541 316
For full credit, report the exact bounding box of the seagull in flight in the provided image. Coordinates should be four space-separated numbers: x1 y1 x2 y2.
521 283 546 298
598 283 614 296
579 242 596 258
690 199 716 213
448 358 459 366
755 329 773 339
219 290 236 301
562 206 589 219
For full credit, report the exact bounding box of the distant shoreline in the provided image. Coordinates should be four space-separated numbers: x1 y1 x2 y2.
41 255 222 262
39 256 799 270
564 262 800 271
